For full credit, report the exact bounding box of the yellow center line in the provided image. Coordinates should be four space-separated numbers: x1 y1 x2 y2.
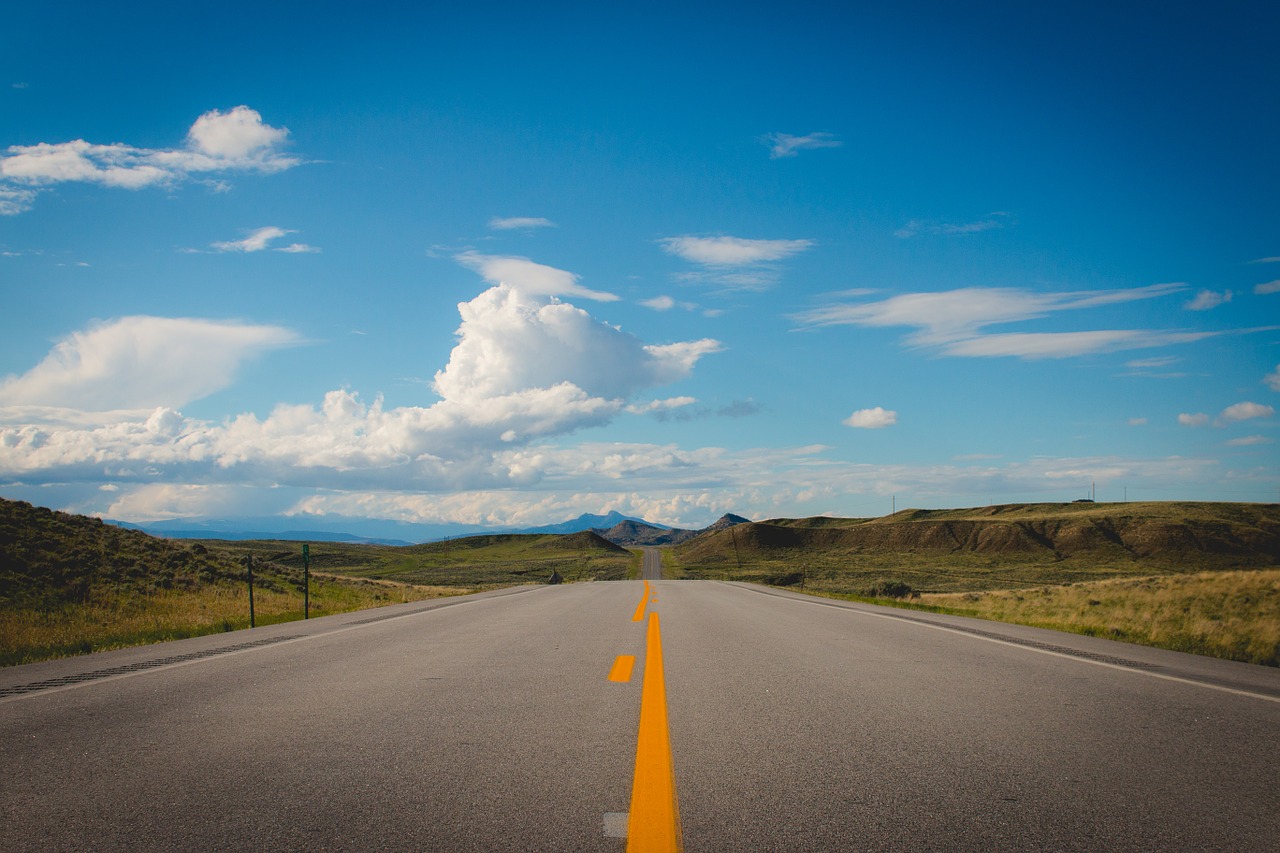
609 655 637 683
632 579 651 622
627 612 682 852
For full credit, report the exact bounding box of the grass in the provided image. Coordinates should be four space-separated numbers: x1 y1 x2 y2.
915 570 1280 667
0 498 634 666
0 572 464 667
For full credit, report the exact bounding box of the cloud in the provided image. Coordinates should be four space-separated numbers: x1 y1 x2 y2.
1178 413 1210 427
434 284 720 404
1126 356 1179 369
213 226 290 252
626 397 698 415
0 106 297 213
895 212 1011 239
641 295 676 311
792 283 1231 359
844 407 897 429
660 235 813 293
1248 257 1280 264
456 251 619 302
1266 365 1280 392
206 226 318 254
1127 418 1148 426
661 236 812 266
1184 289 1232 311
0 316 300 417
488 216 556 230
1217 401 1274 424
1254 280 1280 295
0 287 722 495
763 132 842 159
1225 435 1272 447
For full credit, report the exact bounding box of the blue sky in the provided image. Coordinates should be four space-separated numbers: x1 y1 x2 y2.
2 1 1278 528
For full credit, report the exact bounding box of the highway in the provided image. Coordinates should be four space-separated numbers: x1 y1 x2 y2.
3 561 1279 851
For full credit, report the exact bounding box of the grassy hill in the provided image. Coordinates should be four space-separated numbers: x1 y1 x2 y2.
673 501 1280 592
0 499 635 666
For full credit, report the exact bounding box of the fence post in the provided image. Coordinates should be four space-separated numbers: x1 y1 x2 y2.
302 544 310 619
246 554 256 628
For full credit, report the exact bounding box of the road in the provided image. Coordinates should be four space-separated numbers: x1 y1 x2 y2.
3 562 1279 851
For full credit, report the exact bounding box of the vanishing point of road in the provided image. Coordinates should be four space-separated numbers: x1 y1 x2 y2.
3 548 1278 851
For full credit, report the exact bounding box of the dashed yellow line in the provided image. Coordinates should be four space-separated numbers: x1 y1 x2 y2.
632 579 651 622
627 612 682 852
609 655 637 683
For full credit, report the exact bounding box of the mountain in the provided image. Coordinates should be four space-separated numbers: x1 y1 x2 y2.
517 511 664 535
593 513 751 547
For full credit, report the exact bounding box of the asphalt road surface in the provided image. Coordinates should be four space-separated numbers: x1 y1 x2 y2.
3 567 1278 851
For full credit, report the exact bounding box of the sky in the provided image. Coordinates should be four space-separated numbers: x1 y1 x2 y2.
1 1 1278 529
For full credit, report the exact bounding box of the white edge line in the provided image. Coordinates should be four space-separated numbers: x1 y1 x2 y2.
0 586 543 704
730 582 1280 705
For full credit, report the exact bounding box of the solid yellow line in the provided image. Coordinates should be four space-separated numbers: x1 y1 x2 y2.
627 612 681 852
609 655 637 683
632 579 651 622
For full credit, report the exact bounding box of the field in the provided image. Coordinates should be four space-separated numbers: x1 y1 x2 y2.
5 497 1279 668
0 499 637 666
668 501 1280 666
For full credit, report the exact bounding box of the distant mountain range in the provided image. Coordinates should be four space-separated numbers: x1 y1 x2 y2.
107 510 746 546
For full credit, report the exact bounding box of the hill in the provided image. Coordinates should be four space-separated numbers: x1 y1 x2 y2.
673 501 1280 592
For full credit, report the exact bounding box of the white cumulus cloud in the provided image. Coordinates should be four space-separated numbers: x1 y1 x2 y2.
0 287 722 493
1178 412 1210 427
1184 289 1232 311
1266 364 1280 391
844 407 897 429
1217 401 1274 424
0 106 297 214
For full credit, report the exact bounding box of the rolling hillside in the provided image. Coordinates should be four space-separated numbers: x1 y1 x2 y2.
673 502 1280 592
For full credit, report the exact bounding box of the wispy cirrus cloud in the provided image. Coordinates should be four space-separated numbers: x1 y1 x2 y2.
456 251 619 302
660 235 813 293
792 282 1238 360
1248 256 1280 264
762 132 842 159
895 212 1012 238
488 216 556 230
1254 280 1280 295
0 106 298 214
206 226 319 254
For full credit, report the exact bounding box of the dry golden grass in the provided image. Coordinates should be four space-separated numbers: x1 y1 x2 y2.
918 569 1280 666
0 575 465 666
